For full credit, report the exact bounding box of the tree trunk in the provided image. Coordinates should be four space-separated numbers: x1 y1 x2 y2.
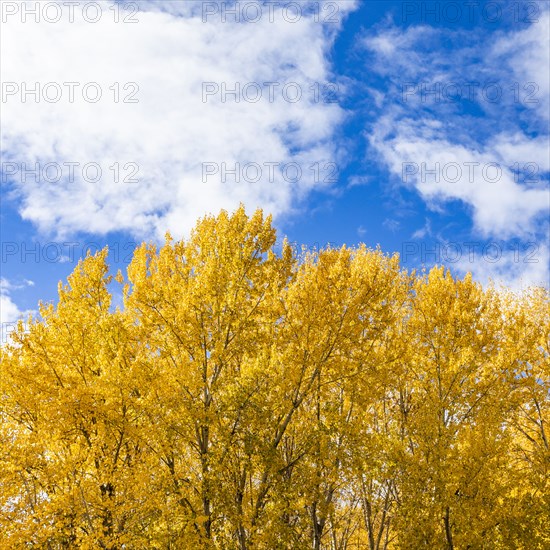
444 506 454 550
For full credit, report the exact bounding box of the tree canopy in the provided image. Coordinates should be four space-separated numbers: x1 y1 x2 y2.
1 207 548 549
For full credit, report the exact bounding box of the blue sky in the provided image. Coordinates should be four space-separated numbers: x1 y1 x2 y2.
1 0 549 338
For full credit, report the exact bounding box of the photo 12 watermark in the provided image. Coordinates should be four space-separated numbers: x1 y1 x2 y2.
401 162 542 185
401 81 540 105
1 82 140 104
1 1 140 24
201 1 342 24
400 1 540 25
1 321 31 344
285 240 339 254
201 161 339 184
401 241 540 264
1 161 141 185
1 241 138 265
202 81 339 104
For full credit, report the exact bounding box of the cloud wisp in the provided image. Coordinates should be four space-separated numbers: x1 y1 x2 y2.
1 0 357 240
361 8 549 288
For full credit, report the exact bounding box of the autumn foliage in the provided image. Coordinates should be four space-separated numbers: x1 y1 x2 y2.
1 207 548 549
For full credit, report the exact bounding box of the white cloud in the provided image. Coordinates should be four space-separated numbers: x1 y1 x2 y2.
490 9 550 122
363 9 550 124
370 124 548 238
454 243 550 292
1 0 357 240
361 9 549 288
0 279 24 322
491 133 550 175
0 279 34 344
362 24 438 70
411 218 432 240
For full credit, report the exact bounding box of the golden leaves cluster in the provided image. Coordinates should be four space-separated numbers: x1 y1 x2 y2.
1 207 548 549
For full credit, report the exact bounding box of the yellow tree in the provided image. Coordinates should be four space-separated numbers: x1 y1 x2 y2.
390 268 529 549
122 207 296 548
277 246 410 550
498 287 550 548
0 250 152 549
1 207 548 549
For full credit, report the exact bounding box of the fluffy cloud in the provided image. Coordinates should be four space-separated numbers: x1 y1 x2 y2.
0 278 33 344
454 243 550 292
1 0 356 240
490 8 550 123
370 123 548 238
361 8 549 288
